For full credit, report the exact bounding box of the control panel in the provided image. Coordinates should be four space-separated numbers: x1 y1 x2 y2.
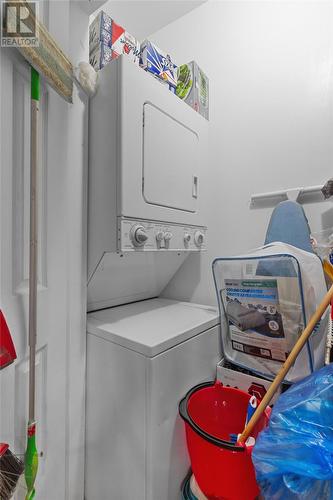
118 218 207 252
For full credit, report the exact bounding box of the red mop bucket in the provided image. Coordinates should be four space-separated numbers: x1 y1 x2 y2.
179 381 270 500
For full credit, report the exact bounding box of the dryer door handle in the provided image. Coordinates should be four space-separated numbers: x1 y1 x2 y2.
192 176 198 199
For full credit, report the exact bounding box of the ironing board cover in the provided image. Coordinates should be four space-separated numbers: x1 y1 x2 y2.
212 243 327 382
264 201 314 253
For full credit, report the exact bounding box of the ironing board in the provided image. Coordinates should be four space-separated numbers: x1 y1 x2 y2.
257 201 314 277
264 201 313 253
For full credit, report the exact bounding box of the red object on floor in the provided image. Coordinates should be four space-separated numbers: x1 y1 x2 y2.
0 310 17 369
0 443 9 456
179 381 270 500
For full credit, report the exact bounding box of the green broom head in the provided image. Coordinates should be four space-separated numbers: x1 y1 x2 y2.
25 421 38 500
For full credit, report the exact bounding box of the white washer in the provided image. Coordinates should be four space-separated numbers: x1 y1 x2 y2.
85 298 221 500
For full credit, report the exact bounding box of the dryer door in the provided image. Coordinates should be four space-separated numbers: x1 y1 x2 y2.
143 103 199 212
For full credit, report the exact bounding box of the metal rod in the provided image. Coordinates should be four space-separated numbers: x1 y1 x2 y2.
28 96 38 422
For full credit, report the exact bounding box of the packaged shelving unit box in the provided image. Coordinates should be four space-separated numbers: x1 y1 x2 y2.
89 11 140 70
177 61 209 120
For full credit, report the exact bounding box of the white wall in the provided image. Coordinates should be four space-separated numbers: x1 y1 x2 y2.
90 1 206 39
66 3 89 498
152 0 333 306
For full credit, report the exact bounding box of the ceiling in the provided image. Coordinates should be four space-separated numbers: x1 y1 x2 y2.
85 0 206 39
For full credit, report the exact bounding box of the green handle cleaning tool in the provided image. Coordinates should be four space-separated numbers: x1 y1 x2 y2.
25 422 38 499
25 66 40 500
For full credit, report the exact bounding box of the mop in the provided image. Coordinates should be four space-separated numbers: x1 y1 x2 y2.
24 67 40 500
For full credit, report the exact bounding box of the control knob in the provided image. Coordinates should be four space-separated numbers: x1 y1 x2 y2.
184 233 191 244
194 231 205 247
155 231 165 242
130 225 148 247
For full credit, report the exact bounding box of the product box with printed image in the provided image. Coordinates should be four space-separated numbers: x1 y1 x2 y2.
176 61 209 120
140 40 177 93
223 278 290 364
89 11 113 51
89 43 113 71
216 359 282 405
111 27 140 63
89 12 140 70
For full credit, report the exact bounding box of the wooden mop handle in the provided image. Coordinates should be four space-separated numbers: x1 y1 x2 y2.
238 283 333 445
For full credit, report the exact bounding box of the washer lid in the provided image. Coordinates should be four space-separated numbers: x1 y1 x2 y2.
87 298 219 357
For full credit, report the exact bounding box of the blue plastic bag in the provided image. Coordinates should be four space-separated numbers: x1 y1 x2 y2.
252 363 333 499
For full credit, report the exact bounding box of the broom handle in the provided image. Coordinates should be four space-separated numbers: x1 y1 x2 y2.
28 68 39 422
238 283 333 445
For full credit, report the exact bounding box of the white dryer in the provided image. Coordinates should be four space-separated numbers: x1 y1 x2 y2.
85 298 221 500
88 57 209 311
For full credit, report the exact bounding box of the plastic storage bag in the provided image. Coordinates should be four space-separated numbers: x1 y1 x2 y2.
252 363 333 499
212 242 328 382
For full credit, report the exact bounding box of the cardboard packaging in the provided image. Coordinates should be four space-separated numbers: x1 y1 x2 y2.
89 12 140 70
89 11 113 50
140 40 177 93
176 61 209 120
90 27 112 50
111 29 140 63
89 43 113 71
216 359 282 404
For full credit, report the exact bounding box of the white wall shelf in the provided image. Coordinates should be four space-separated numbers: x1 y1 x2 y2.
250 185 328 208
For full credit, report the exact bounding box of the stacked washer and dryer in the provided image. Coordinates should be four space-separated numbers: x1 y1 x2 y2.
85 56 221 500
